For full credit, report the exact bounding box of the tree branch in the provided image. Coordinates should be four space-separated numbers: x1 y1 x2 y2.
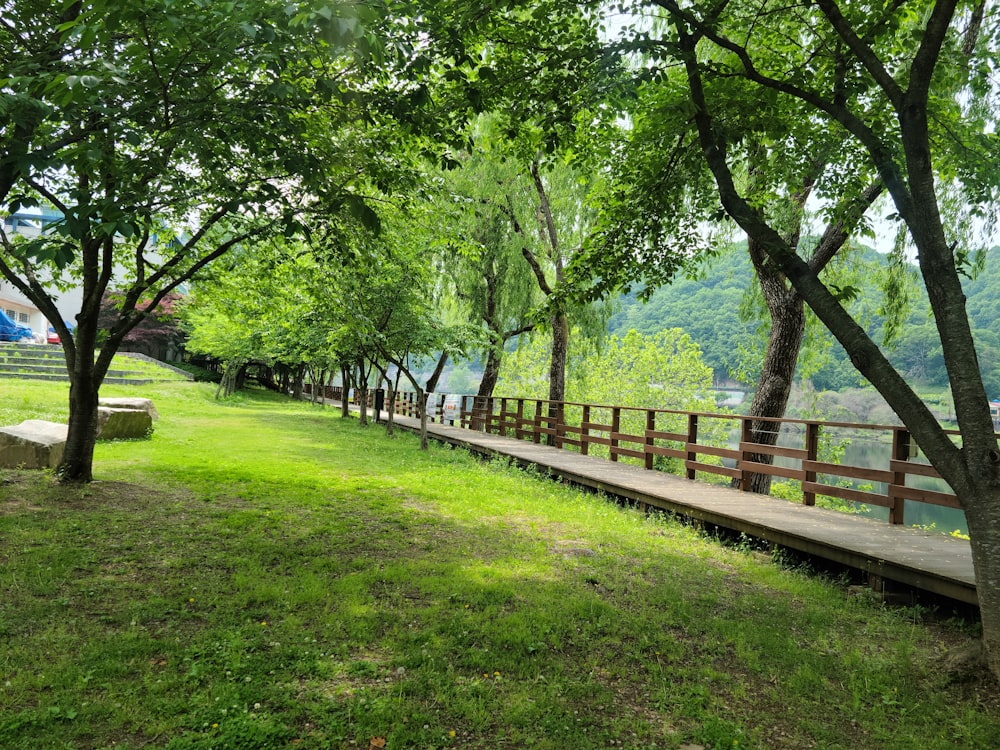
521 246 553 296
808 180 884 274
813 0 903 107
673 18 963 482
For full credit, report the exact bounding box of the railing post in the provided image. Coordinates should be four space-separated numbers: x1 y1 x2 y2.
533 399 543 443
581 405 591 456
686 414 698 480
485 397 495 433
555 401 566 449
500 397 509 437
645 409 655 470
515 399 525 440
739 417 753 491
803 422 819 507
890 429 911 524
610 407 621 462
477 396 488 432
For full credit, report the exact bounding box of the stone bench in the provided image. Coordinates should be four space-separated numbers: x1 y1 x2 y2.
97 406 153 440
0 420 67 469
96 397 157 440
0 398 159 468
98 397 159 421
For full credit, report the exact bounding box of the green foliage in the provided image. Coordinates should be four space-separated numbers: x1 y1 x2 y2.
0 0 435 476
575 328 716 413
422 125 544 357
498 327 714 411
610 243 1000 394
498 327 723 467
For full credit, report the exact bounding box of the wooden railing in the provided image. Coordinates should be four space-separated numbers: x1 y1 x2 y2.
313 385 963 528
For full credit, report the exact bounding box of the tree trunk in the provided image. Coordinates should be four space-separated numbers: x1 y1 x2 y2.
385 382 396 436
733 238 806 494
374 363 397 435
548 311 569 403
425 351 449 395
477 338 503 400
310 368 324 404
547 311 569 446
57 302 113 481
58 373 101 482
215 361 241 399
419 390 429 450
966 493 1000 676
340 366 350 418
357 360 369 426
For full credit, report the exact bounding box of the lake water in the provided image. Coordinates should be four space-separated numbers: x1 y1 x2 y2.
840 439 968 534
724 426 969 535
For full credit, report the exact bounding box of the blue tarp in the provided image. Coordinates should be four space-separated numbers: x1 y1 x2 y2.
0 309 32 341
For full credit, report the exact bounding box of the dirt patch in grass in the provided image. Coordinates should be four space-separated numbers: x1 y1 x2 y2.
0 470 194 512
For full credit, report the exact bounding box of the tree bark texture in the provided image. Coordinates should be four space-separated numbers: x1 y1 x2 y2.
425 351 449 396
60 374 100 482
966 495 1000 677
548 312 569 404
356 361 369 426
478 340 502 400
340 366 351 418
734 237 805 494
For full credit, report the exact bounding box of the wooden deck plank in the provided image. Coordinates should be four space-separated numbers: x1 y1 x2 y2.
377 409 978 606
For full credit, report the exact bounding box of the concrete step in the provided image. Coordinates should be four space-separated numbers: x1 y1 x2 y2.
0 363 146 377
0 341 189 385
0 371 157 385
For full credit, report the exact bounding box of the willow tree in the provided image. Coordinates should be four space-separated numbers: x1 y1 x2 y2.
401 0 620 407
426 142 540 401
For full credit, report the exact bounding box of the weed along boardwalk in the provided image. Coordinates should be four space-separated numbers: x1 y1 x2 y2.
358 405 977 608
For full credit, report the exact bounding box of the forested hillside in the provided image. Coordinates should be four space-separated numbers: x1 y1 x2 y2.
610 244 1000 396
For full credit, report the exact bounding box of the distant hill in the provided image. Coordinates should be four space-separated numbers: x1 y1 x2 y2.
609 243 1000 395
607 246 756 385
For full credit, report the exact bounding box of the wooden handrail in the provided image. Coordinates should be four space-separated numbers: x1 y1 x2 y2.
313 385 964 528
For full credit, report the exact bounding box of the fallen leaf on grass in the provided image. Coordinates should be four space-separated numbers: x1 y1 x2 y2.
369 737 387 749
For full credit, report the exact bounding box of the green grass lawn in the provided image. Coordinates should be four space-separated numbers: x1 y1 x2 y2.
1 380 998 749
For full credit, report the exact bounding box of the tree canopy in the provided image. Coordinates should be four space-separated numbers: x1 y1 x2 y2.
0 0 434 479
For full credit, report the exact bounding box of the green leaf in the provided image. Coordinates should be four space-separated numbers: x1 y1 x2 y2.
344 194 381 234
829 284 861 303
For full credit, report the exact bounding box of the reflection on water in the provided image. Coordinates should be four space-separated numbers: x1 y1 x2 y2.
841 440 968 535
725 427 969 536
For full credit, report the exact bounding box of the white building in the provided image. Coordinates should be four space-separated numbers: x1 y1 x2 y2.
1 210 85 338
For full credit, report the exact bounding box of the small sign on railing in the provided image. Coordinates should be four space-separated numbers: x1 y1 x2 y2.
442 394 463 425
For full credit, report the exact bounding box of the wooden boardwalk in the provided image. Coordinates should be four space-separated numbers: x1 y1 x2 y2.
380 411 977 606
